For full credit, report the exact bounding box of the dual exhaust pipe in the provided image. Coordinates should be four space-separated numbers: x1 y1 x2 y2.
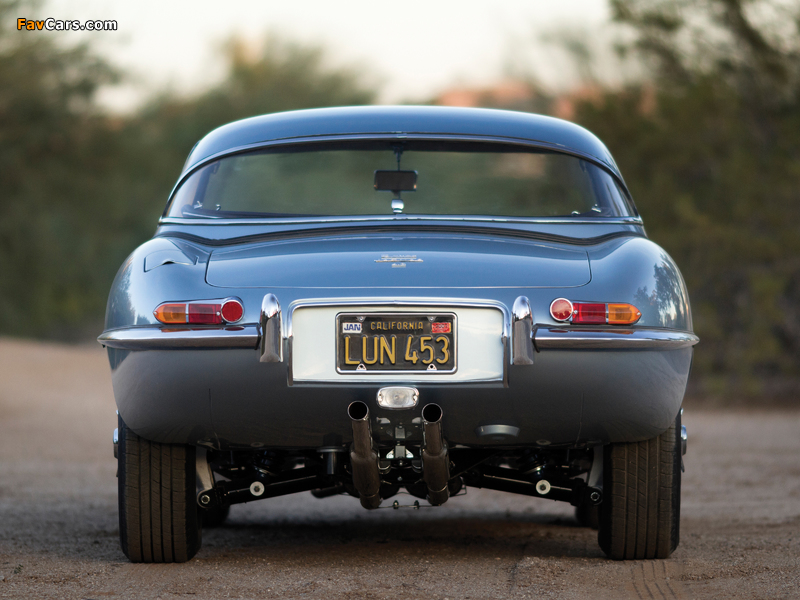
420 403 450 506
347 401 382 509
347 401 450 509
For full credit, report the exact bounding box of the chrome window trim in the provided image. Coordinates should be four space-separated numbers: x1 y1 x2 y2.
173 133 622 188
162 132 638 219
159 215 644 226
534 327 699 350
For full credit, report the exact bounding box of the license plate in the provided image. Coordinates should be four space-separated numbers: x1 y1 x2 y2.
336 313 456 374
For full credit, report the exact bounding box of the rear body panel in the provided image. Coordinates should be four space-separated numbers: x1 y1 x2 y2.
109 344 691 450
103 222 694 450
101 107 695 454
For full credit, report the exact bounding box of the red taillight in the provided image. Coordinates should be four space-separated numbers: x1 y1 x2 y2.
549 299 641 325
154 299 244 325
220 299 244 323
188 303 221 324
550 298 574 322
154 302 217 325
573 303 606 324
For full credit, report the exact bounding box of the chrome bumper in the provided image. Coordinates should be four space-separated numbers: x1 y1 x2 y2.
98 324 698 352
534 327 699 350
98 325 259 350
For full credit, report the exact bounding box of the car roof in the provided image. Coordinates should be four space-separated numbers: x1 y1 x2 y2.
181 105 621 179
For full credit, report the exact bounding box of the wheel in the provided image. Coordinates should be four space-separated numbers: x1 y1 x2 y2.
598 411 681 560
575 503 600 529
118 416 201 562
201 504 230 528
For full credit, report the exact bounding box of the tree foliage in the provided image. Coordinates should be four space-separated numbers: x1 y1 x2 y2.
0 0 119 336
572 0 800 393
0 7 374 337
2 0 797 398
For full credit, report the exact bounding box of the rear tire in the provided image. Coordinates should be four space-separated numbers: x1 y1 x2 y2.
598 411 681 560
118 417 201 563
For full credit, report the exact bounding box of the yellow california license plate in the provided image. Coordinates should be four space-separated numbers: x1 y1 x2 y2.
336 313 456 374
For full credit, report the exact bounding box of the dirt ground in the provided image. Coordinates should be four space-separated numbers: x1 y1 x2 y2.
0 339 798 599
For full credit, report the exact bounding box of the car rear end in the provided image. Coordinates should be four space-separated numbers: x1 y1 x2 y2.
100 107 696 562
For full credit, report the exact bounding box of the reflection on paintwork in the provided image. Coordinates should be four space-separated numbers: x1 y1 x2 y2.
635 258 692 329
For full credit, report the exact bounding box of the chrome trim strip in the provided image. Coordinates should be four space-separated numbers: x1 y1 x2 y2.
681 424 688 456
97 326 259 350
286 297 510 340
160 215 644 226
259 293 283 362
374 255 423 263
511 296 534 365
476 424 520 438
534 328 699 350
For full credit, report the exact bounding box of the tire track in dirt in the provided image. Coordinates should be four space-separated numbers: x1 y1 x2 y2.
102 563 176 597
630 560 686 600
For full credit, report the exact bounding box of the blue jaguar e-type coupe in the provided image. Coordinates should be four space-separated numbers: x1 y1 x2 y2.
99 106 696 562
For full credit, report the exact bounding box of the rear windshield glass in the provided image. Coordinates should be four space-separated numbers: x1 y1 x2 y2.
165 140 636 219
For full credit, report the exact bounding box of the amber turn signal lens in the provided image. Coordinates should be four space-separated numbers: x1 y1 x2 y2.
607 303 642 325
154 303 188 324
550 298 574 322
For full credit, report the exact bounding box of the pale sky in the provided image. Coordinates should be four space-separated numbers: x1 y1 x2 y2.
39 0 614 111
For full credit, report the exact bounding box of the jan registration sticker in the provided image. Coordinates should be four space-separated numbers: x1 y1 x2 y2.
342 322 362 334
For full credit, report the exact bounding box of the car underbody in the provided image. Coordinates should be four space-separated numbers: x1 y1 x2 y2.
191 401 605 515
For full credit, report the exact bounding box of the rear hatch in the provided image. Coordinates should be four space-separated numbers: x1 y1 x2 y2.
205 233 590 288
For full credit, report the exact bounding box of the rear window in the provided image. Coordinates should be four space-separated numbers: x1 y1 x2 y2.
165 140 636 219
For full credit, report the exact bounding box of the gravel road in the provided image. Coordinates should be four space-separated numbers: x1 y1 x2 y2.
1 339 798 599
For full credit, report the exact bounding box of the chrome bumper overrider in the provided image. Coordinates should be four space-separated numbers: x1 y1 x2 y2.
98 324 697 352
